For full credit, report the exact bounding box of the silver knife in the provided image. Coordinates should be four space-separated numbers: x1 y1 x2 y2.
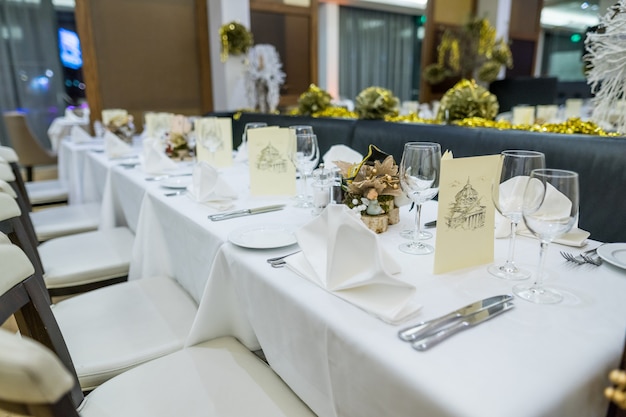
145 173 193 181
398 294 513 342
411 301 515 351
208 204 285 221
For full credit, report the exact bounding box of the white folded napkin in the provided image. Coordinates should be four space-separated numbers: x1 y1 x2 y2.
234 141 248 163
286 204 421 324
323 145 363 169
104 130 134 159
70 125 92 144
142 137 177 174
494 177 590 247
186 162 237 211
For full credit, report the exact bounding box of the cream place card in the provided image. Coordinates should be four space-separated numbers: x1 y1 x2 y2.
434 154 500 274
195 117 233 168
144 112 174 139
247 126 296 196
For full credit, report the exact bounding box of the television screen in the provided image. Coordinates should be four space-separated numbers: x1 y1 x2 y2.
58 28 82 70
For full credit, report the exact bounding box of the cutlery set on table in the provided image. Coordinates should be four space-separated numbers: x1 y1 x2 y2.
397 294 515 351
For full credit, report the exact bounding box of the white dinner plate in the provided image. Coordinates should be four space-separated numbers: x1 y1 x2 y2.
228 224 297 249
160 177 192 189
597 243 626 269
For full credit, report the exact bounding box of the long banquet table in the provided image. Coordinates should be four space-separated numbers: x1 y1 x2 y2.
65 142 626 417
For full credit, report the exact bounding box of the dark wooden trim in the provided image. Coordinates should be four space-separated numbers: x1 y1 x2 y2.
195 0 213 113
74 0 102 134
250 1 311 16
47 276 128 298
310 0 319 86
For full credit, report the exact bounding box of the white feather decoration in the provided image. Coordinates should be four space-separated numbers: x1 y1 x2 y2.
245 44 286 113
585 0 626 133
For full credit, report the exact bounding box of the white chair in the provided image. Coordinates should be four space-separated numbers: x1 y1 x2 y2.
0 183 132 297
0 148 100 241
0 243 316 417
1 112 69 205
0 195 195 391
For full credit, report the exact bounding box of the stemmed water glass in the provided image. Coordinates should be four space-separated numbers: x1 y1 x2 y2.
289 132 320 208
513 169 579 304
241 122 267 148
488 150 545 280
289 126 316 205
398 142 441 255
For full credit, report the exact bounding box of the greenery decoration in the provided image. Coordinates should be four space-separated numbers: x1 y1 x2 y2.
294 84 333 116
354 86 399 120
437 79 499 122
424 17 513 85
219 21 253 62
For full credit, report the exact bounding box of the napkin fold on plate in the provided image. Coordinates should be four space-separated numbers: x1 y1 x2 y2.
142 137 178 174
186 161 237 211
322 145 363 169
285 204 421 324
70 125 92 143
104 130 134 159
494 177 590 247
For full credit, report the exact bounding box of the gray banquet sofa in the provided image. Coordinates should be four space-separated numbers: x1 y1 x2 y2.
212 112 626 243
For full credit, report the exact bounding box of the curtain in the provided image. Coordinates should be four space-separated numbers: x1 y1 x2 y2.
339 6 418 102
0 0 66 148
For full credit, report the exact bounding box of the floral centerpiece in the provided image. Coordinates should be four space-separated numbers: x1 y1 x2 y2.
164 115 194 160
335 145 404 233
106 114 135 144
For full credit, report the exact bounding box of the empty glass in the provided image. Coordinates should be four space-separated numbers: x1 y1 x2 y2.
488 150 545 280
289 132 320 208
513 169 579 304
398 142 441 255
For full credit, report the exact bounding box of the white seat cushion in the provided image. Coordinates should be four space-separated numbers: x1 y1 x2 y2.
80 337 316 417
39 227 133 289
0 329 74 404
53 277 198 390
25 179 68 204
30 202 101 241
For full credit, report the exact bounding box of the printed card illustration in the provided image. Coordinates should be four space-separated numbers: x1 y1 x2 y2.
144 112 173 139
247 127 296 196
195 117 233 168
434 154 499 274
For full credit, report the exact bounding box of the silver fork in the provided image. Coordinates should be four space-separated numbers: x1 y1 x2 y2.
560 251 586 265
560 248 599 266
581 252 602 266
266 251 301 268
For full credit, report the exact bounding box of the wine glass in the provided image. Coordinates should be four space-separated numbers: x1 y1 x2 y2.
488 150 545 280
241 122 267 148
398 142 441 255
513 169 579 304
289 126 315 205
289 132 320 208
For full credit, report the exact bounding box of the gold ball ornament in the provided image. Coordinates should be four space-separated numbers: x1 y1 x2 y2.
437 79 499 122
355 86 399 120
219 22 253 62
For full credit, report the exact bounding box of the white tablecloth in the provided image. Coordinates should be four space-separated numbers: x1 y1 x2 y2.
70 154 626 417
58 139 105 205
